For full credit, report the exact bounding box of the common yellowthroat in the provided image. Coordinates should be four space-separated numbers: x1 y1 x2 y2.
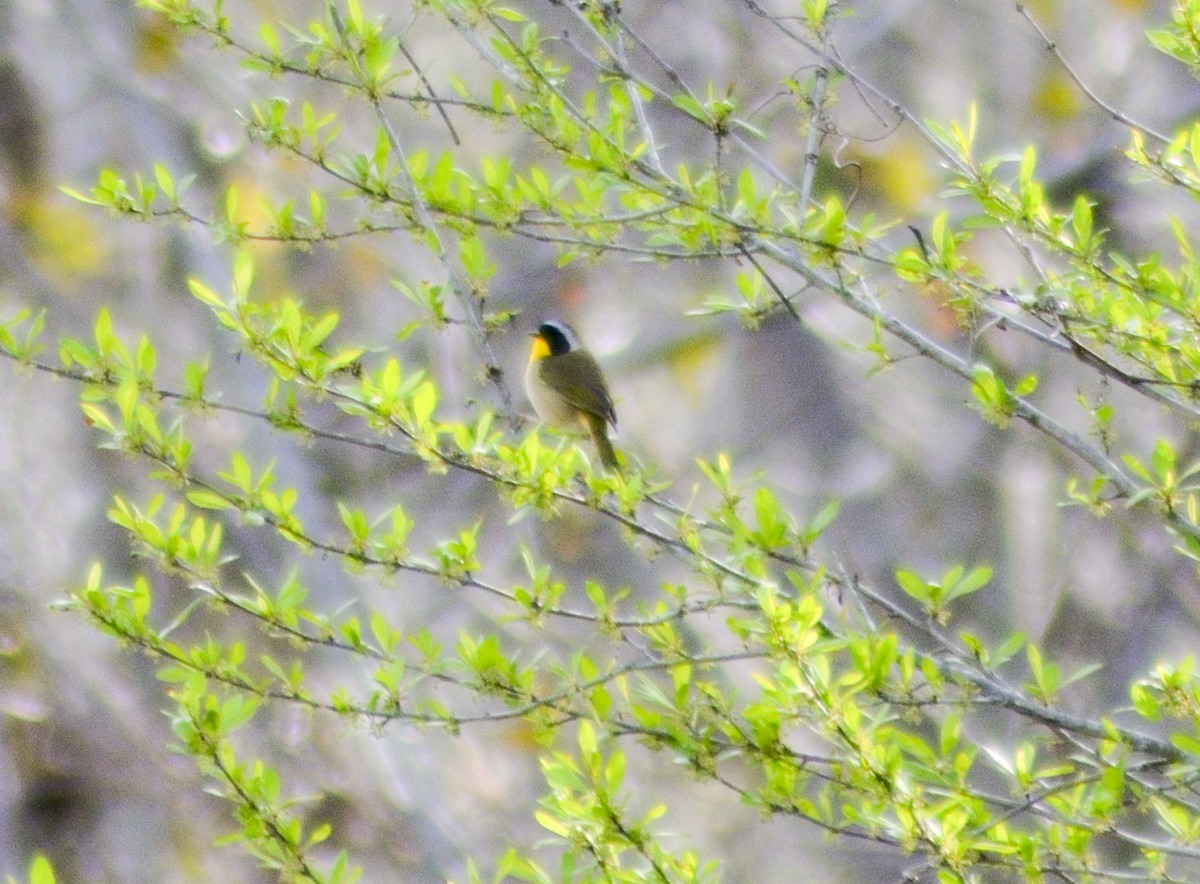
525 321 619 470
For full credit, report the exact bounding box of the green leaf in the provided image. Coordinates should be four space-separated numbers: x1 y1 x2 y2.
412 380 437 428
896 569 929 603
1071 195 1093 247
1171 732 1200 756
29 855 56 884
492 6 527 22
186 489 233 510
992 632 1026 667
188 279 225 309
535 810 571 838
943 565 992 603
80 403 116 434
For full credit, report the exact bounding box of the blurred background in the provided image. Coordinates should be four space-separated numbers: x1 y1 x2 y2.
1 0 1198 880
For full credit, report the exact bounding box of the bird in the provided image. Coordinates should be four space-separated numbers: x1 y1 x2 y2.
525 321 619 471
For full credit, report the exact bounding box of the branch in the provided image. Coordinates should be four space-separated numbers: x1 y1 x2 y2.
1013 2 1171 144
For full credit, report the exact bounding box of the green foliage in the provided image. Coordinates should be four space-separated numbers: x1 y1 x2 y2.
8 0 1200 880
6 856 57 884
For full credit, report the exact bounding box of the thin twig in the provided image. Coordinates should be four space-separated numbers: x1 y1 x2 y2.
1013 2 1170 145
395 37 460 145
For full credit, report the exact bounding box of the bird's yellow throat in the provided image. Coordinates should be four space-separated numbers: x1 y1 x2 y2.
528 336 552 364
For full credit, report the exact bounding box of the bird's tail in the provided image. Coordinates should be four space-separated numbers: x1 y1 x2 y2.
586 413 620 471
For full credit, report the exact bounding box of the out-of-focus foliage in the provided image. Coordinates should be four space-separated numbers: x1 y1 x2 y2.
8 0 1200 881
